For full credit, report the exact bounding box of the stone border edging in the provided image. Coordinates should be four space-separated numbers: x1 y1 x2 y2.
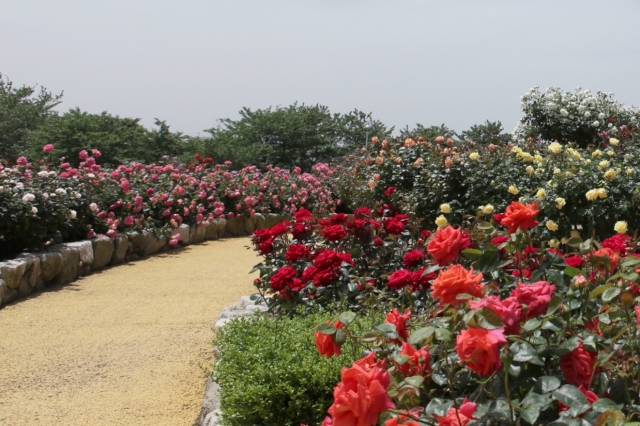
196 295 268 426
0 213 289 308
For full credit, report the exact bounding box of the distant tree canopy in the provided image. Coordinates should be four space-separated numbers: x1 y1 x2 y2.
199 104 391 170
1 79 516 169
0 82 62 160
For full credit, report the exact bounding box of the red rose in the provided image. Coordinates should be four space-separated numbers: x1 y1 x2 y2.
493 213 506 225
387 269 414 291
470 295 521 335
431 265 484 306
436 398 476 426
270 221 290 237
374 237 384 247
354 207 372 218
322 225 349 241
403 249 425 268
258 239 274 255
427 226 470 266
558 385 598 412
455 327 506 376
385 308 411 341
285 244 310 262
565 256 584 268
295 208 313 221
269 265 298 291
500 201 540 234
384 186 396 196
560 343 597 388
394 342 431 378
384 218 404 235
328 354 395 426
315 320 345 358
601 234 630 257
511 281 556 321
330 213 349 224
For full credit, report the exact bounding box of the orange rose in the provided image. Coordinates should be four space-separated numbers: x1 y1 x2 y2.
315 320 344 358
427 226 470 266
394 342 432 378
328 353 395 426
500 201 540 234
455 327 506 376
435 398 477 426
589 247 619 272
431 265 484 306
385 308 411 341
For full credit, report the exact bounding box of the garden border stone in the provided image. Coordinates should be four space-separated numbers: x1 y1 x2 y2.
0 215 287 309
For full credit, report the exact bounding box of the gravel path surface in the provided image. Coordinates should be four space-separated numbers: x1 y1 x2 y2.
0 238 257 426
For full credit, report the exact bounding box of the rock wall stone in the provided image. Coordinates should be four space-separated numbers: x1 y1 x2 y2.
91 237 114 270
225 217 246 237
190 225 207 244
111 234 128 265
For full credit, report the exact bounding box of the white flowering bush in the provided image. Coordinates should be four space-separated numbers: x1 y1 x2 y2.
518 87 640 148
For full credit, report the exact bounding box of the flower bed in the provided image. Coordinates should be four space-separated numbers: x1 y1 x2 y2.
238 200 640 425
0 148 337 260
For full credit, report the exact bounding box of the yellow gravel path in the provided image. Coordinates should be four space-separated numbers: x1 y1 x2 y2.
0 238 258 426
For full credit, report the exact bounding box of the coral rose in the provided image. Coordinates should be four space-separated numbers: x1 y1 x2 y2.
500 201 540 234
455 328 506 376
435 398 477 426
315 320 344 358
328 354 395 426
511 281 556 321
385 308 411 341
394 342 431 378
560 343 597 388
431 265 484 306
384 409 422 426
427 226 470 266
590 247 620 272
469 295 521 335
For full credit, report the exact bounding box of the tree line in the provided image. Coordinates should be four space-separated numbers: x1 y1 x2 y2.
1 82 512 170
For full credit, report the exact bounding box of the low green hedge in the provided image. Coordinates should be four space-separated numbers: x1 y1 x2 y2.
213 311 380 426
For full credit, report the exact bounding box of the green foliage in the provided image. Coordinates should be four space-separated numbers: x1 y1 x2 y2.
202 104 390 170
213 311 380 426
399 123 456 141
0 82 62 160
458 120 513 145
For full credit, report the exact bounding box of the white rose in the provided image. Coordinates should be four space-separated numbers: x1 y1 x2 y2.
598 113 605 119
21 193 35 203
55 188 67 195
89 203 98 211
31 207 38 214
560 109 569 116
592 121 599 127
42 193 49 200
69 209 77 219
37 171 49 177
584 111 591 117
75 192 81 199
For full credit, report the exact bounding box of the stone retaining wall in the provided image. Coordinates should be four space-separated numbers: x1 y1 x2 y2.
0 213 289 309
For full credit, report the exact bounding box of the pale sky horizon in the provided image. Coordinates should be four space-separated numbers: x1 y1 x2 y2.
3 0 640 137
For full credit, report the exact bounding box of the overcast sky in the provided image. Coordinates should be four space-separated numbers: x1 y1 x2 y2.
3 0 640 136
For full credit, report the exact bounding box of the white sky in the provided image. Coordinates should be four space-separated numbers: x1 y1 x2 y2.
3 0 640 136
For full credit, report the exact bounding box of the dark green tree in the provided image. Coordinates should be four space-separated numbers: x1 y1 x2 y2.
27 108 150 166
458 120 513 145
0 82 62 160
399 123 456 141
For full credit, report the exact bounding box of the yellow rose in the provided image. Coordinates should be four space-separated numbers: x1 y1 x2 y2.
440 203 451 214
521 152 534 162
490 180 495 185
554 168 561 175
614 221 628 234
585 189 598 201
546 220 558 231
511 147 523 154
609 138 619 146
435 215 448 228
508 185 519 195
548 239 560 248
561 237 569 244
469 152 479 160
598 160 609 170
627 168 633 176
534 154 543 163
570 230 580 238
596 188 607 198
606 150 615 157
483 204 494 214
548 142 562 154
555 197 566 209
526 165 535 176
592 150 602 157
604 169 616 181
536 188 546 199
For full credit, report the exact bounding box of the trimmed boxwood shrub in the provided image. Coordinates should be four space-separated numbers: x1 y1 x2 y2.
213 311 380 426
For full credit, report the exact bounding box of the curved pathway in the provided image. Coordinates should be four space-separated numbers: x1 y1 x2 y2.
0 238 257 425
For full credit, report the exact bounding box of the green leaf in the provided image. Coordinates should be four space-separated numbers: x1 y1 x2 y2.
541 318 564 332
403 375 424 387
315 323 336 335
472 307 504 330
546 269 565 287
620 272 639 281
545 295 563 316
621 258 640 268
538 376 561 393
408 326 435 346
591 398 624 413
334 329 346 345
461 248 483 260
564 266 581 278
435 328 452 342
425 398 454 416
602 287 621 303
567 236 583 248
553 384 590 417
590 283 612 300
523 318 542 331
337 311 357 326
511 341 544 365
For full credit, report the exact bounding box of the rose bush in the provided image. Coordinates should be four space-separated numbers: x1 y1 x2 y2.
308 202 640 425
0 148 337 259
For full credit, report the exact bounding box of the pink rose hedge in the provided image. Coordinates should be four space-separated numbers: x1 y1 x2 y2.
0 147 337 259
